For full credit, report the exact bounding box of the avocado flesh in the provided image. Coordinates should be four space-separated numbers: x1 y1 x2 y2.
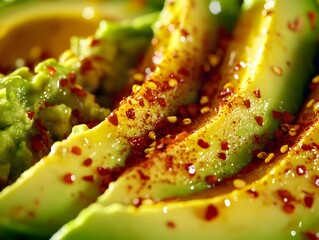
51 110 319 240
0 2 159 187
98 0 319 205
0 0 232 238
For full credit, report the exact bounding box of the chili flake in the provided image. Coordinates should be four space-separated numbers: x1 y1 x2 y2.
70 146 82 155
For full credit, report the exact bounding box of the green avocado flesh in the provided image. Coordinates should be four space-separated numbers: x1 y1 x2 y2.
1 0 319 239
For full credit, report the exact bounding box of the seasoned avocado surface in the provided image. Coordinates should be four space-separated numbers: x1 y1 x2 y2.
0 0 319 240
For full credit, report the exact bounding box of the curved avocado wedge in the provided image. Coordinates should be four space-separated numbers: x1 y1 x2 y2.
0 5 158 187
52 74 319 240
98 0 319 205
0 0 237 238
51 114 319 240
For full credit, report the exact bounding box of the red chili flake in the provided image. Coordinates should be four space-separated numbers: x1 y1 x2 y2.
70 146 82 155
59 78 69 87
304 232 319 240
166 221 176 229
314 176 319 188
143 88 157 102
83 158 93 166
282 111 295 123
80 58 94 73
288 17 303 32
246 188 259 198
197 139 209 149
218 152 227 160
272 110 282 120
47 66 56 76
31 135 44 152
304 195 314 208
277 189 295 203
274 129 284 141
308 11 317 30
221 141 229 150
205 175 218 185
254 116 264 126
301 144 313 151
253 89 261 98
204 204 219 221
126 108 135 120
180 29 189 37
27 111 35 120
72 109 81 122
108 112 119 126
178 67 190 77
157 98 166 108
86 119 100 129
138 98 145 107
71 86 87 97
90 39 101 47
69 72 77 84
82 175 94 182
97 167 110 176
63 173 76 184
243 99 251 108
137 169 150 180
44 102 55 107
282 203 295 214
296 165 307 175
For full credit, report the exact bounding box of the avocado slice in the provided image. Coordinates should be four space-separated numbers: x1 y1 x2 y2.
51 111 319 240
52 70 319 240
0 3 159 187
0 0 237 238
97 0 319 205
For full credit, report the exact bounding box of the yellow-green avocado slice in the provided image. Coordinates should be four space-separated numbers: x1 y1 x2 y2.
98 0 319 205
0 0 238 238
51 113 319 240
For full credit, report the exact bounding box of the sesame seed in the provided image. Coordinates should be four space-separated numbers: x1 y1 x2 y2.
133 73 144 82
200 106 210 114
132 84 141 93
265 153 275 163
280 144 289 153
148 131 156 140
148 81 158 90
289 129 297 136
168 78 178 87
233 179 246 189
306 99 315 108
313 102 319 112
312 75 319 83
257 151 267 159
200 96 209 105
183 118 192 125
144 147 155 155
167 116 177 123
272 66 283 76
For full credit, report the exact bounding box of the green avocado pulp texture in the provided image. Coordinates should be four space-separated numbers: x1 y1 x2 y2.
0 60 109 187
1 0 319 239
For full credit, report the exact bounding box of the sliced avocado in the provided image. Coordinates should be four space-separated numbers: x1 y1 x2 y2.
0 6 159 187
51 117 319 240
52 74 319 240
0 0 161 74
0 0 236 238
98 0 319 205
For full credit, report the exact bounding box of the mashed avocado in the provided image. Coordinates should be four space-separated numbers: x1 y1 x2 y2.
0 59 109 187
